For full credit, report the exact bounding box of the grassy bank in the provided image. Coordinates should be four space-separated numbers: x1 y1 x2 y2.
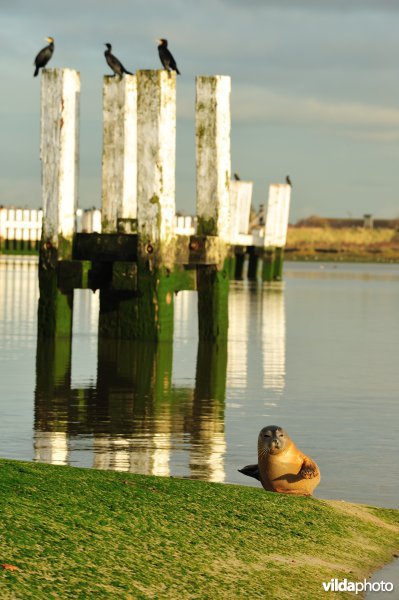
286 227 399 262
1 460 398 599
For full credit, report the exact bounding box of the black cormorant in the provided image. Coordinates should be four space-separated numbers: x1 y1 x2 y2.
233 173 240 181
157 39 180 75
286 175 292 187
33 37 54 77
104 43 133 76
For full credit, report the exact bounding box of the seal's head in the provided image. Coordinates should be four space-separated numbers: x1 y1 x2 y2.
258 425 288 456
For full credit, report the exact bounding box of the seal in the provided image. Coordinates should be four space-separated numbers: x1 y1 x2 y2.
239 425 320 496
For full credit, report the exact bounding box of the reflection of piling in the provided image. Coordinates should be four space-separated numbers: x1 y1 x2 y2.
189 339 227 481
34 328 229 480
261 284 286 392
34 335 72 460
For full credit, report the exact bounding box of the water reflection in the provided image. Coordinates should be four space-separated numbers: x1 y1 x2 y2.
227 282 286 394
227 283 249 388
2 257 398 507
0 257 38 353
33 284 285 482
34 332 228 482
260 284 286 393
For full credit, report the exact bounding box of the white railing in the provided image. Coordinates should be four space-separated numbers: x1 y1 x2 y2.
0 207 43 248
0 181 291 249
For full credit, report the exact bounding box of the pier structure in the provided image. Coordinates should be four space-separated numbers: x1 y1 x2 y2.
37 68 291 342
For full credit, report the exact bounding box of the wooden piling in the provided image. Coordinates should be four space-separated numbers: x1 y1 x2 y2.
135 70 178 341
233 251 245 280
247 246 258 280
35 67 292 344
97 70 178 341
262 184 291 282
196 76 231 340
229 180 253 243
196 76 231 239
38 68 80 337
101 75 137 233
274 247 284 281
137 70 176 260
262 247 276 281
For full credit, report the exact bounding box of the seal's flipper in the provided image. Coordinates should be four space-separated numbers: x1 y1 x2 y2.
299 457 320 480
238 464 260 481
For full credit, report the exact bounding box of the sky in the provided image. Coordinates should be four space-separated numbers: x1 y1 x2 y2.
1 0 399 222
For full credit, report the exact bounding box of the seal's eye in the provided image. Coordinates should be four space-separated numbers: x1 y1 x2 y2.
264 431 272 438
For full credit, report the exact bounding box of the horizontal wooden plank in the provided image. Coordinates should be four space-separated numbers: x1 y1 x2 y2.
73 233 138 262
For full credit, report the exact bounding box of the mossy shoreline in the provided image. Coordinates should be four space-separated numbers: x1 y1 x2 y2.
1 459 398 599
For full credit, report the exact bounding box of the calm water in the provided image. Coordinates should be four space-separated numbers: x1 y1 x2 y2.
0 256 398 509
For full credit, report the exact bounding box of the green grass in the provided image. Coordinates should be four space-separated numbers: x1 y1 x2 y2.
1 459 398 599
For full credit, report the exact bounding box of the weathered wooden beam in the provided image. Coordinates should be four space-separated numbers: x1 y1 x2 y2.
73 233 138 262
195 76 231 340
262 183 291 281
273 247 284 281
38 68 80 338
196 76 231 240
197 262 230 342
233 248 245 280
40 68 80 255
101 75 137 233
264 184 291 249
262 248 276 282
136 69 176 264
105 69 179 342
229 180 253 242
247 246 258 280
111 261 137 291
57 260 91 291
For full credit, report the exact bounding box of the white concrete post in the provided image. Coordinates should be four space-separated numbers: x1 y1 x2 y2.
101 75 137 233
263 184 291 247
229 180 253 242
196 76 231 239
40 69 80 252
136 70 176 250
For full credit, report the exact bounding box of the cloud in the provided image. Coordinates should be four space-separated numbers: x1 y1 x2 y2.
345 130 399 143
218 0 399 12
230 85 399 128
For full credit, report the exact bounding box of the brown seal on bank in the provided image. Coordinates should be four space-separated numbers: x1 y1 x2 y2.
238 425 320 496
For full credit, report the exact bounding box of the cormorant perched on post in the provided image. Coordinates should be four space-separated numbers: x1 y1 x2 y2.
286 175 292 187
33 37 54 77
104 43 133 76
157 39 180 75
233 173 241 181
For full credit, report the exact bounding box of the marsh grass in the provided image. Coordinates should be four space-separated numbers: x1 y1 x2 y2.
0 459 398 599
286 227 399 261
